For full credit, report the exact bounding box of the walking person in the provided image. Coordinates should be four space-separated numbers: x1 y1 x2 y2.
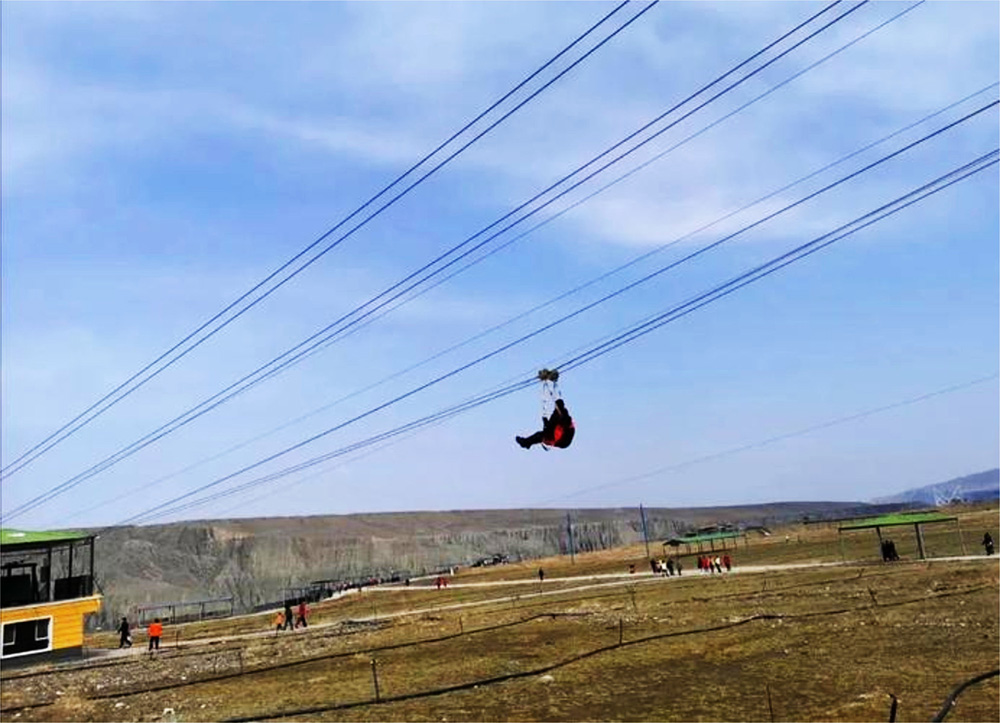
117 616 132 648
147 618 163 652
983 532 995 556
296 600 309 628
273 610 285 633
723 554 732 572
538 568 545 583
283 601 295 631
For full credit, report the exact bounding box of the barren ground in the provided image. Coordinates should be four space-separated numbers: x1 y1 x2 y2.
2 506 997 722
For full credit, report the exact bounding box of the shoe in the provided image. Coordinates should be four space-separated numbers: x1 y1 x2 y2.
515 436 529 449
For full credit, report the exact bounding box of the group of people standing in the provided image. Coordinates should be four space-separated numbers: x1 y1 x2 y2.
649 558 682 576
697 554 732 573
273 600 309 632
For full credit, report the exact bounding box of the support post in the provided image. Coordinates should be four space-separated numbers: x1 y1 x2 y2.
370 659 381 703
46 546 53 602
915 523 927 560
566 512 575 564
955 519 968 556
640 504 650 560
89 539 95 596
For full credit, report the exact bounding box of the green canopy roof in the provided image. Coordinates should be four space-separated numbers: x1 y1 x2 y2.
838 511 957 531
664 531 743 545
1 528 91 547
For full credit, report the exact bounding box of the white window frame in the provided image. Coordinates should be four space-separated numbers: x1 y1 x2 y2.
1 616 53 659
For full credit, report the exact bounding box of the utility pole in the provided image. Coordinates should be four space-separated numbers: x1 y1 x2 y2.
640 504 651 559
566 512 575 564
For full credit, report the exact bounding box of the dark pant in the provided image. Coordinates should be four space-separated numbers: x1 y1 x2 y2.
521 431 547 447
522 426 574 449
296 616 307 628
148 636 160 651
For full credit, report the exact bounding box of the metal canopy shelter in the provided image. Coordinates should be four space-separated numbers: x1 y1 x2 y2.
662 530 747 557
837 511 962 560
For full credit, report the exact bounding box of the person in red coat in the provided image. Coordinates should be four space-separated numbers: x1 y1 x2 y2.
516 399 575 449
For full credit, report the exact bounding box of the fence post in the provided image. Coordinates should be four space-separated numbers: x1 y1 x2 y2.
370 658 381 703
954 519 968 556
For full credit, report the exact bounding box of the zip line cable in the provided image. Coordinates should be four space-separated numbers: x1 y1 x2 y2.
150 369 1000 523
113 150 998 526
5 94 992 525
126 154 998 526
556 150 1000 373
254 0 931 380
122 380 539 525
66 71 990 526
173 1 867 407
5 0 862 512
215 404 470 520
534 373 1000 505
0 0 647 481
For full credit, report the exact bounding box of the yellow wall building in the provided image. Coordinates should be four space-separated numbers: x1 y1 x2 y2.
1 529 102 666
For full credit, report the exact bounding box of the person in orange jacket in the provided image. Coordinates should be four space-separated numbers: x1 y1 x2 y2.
148 618 163 651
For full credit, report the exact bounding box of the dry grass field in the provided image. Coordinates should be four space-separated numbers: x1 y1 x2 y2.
2 505 997 722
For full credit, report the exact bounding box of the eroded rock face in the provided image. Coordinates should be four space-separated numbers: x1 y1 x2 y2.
89 502 860 626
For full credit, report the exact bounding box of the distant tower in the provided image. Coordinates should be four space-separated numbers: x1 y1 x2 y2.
933 484 963 507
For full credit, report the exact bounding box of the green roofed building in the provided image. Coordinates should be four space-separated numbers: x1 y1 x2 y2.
1 528 102 666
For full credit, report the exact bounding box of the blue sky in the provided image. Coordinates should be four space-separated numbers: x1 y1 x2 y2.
2 1 998 529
